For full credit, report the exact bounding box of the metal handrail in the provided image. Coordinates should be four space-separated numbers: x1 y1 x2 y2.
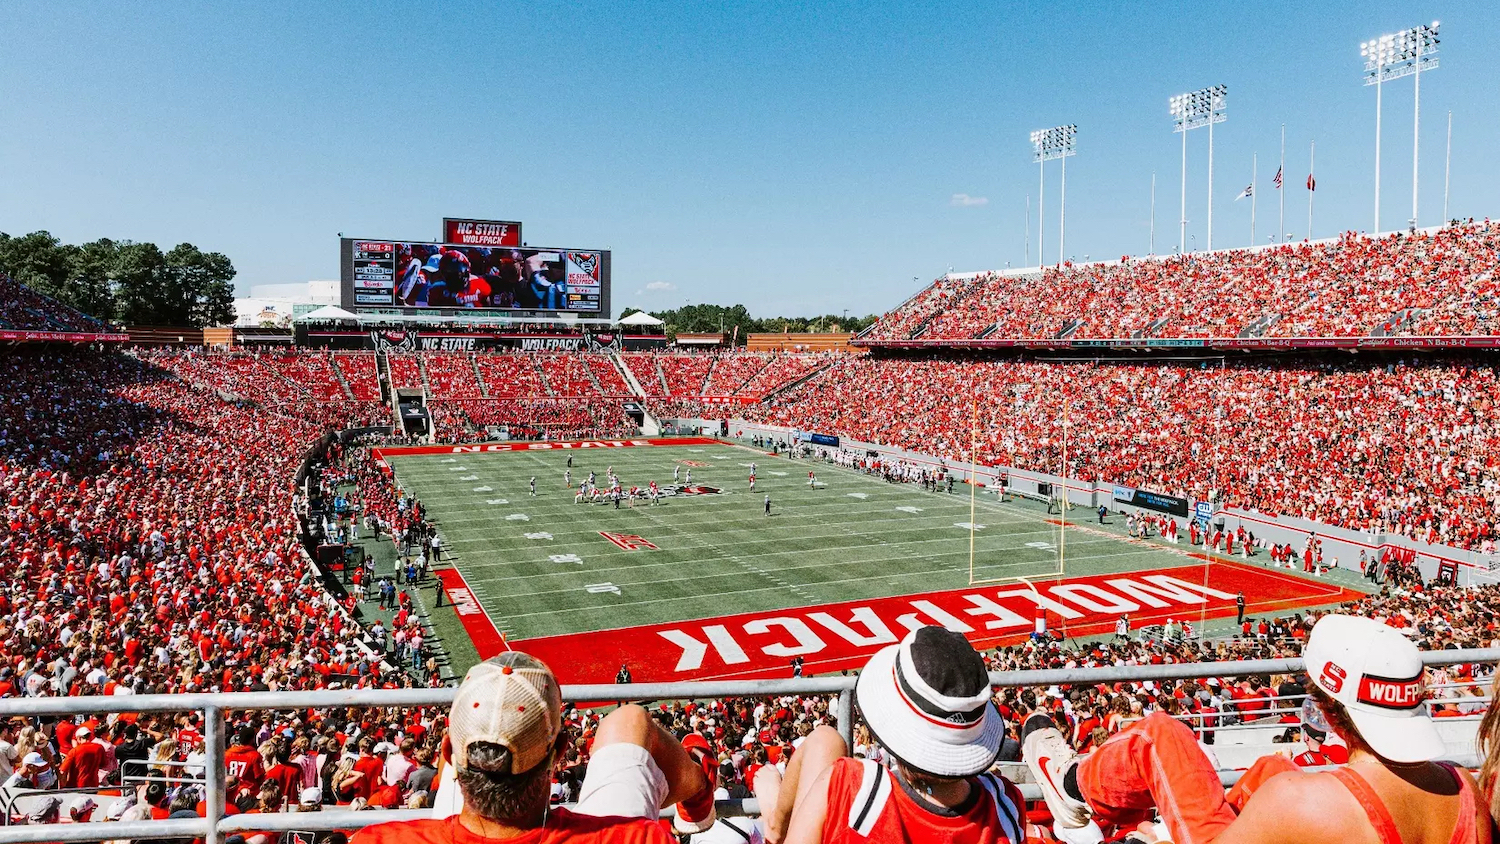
0 646 1492 844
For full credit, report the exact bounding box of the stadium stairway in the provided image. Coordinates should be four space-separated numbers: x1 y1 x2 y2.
1239 313 1279 338
581 355 606 394
761 357 836 401
472 354 489 397
651 357 671 394
416 354 434 399
609 352 650 399
330 352 357 400
376 352 402 429
1371 307 1420 336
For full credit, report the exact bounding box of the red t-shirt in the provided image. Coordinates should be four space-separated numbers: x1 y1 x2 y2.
266 762 303 806
352 755 386 800
822 757 1024 843
225 745 265 788
349 811 671 844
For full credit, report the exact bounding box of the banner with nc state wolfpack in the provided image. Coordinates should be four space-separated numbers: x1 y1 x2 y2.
442 218 523 247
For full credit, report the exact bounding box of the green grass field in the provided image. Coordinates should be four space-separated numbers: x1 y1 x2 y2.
371 439 1368 680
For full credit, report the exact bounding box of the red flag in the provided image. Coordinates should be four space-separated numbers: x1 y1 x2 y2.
1306 174 1316 191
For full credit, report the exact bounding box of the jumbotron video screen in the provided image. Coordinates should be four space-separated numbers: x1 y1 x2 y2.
342 238 609 314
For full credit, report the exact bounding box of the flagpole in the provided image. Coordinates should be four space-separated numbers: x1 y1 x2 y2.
1251 153 1257 246
1149 173 1156 255
1307 140 1316 239
1443 111 1452 223
1207 116 1215 251
1039 158 1046 267
1278 124 1285 242
1025 193 1031 266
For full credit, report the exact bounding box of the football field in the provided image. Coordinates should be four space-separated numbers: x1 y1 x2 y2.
376 438 1368 683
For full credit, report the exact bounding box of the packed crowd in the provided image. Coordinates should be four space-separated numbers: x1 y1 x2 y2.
745 355 1500 552
4 339 1498 840
0 343 462 829
0 274 113 334
864 222 1500 341
0 346 424 703
618 350 830 400
142 349 387 430
427 399 636 442
6 274 1500 840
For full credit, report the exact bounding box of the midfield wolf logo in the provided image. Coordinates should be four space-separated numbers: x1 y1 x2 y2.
599 532 659 551
660 484 722 497
368 330 419 353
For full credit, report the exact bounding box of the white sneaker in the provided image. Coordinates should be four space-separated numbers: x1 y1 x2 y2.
1022 723 1091 829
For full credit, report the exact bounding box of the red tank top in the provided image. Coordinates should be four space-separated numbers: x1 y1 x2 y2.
1329 763 1479 844
821 757 1023 844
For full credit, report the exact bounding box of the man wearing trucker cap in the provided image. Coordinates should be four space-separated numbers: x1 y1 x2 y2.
1024 613 1490 844
352 651 716 844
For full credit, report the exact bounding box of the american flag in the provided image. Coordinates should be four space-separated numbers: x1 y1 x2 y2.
1273 167 1283 189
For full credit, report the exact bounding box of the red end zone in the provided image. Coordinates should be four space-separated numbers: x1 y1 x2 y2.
443 560 1363 684
372 437 721 459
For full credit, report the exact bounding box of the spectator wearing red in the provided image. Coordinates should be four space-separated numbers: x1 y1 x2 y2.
225 727 266 791
57 726 103 788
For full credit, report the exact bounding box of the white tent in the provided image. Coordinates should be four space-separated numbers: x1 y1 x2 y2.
294 305 360 323
617 311 665 326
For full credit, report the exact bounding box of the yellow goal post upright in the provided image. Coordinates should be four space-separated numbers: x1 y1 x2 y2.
967 394 1068 598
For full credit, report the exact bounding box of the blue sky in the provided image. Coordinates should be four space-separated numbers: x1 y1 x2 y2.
2 0 1494 317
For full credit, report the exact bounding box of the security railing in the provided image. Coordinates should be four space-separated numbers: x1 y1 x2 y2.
0 648 1493 844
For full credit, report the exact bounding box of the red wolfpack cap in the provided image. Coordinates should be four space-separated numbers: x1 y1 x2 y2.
1303 615 1442 763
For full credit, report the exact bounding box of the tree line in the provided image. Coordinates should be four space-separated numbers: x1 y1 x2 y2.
0 230 236 327
620 303 878 343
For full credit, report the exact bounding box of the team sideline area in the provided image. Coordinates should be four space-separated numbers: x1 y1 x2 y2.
369 437 1367 683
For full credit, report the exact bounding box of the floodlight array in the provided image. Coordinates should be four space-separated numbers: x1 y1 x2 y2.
1030 124 1077 162
1169 85 1227 133
1361 22 1439 85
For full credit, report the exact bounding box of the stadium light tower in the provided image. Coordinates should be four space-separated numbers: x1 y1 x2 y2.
1362 22 1439 231
1031 125 1077 266
1170 85 1227 253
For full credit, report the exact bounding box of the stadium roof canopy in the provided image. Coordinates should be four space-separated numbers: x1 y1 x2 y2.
618 311 665 326
293 305 360 322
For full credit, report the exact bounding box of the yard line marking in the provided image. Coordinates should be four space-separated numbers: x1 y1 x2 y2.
496 554 1212 619
490 544 1167 599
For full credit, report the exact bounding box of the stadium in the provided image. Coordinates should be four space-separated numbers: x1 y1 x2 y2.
2 5 1499 844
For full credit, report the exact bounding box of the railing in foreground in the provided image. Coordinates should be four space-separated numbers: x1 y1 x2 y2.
0 648 1494 844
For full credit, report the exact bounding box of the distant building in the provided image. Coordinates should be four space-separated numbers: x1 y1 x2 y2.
232 281 339 327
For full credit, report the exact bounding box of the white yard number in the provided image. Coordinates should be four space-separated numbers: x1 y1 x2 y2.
585 582 622 595
458 475 479 481
847 493 869 500
486 498 509 505
549 553 583 564
1025 541 1057 551
505 513 530 521
524 532 554 540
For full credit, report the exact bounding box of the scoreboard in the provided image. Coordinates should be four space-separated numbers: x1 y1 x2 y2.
341 238 609 315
